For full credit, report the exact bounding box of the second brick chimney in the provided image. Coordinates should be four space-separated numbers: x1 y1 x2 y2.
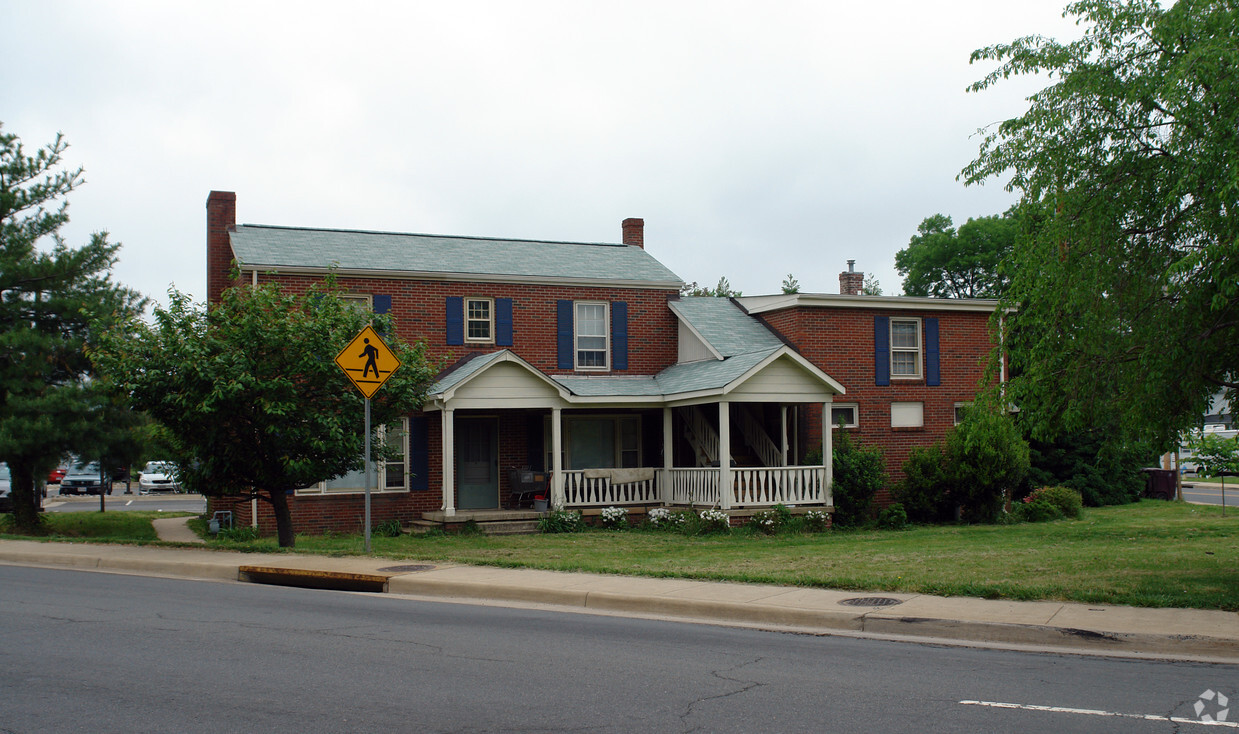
839 260 864 296
622 218 644 249
206 191 237 304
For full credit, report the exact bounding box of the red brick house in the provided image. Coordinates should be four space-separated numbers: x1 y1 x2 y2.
205 191 998 533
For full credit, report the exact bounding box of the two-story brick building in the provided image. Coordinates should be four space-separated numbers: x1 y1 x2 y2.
205 191 998 533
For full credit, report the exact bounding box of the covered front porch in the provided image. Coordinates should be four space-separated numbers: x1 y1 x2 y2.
424 349 844 517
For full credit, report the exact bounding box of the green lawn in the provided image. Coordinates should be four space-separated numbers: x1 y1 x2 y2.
4 502 1236 611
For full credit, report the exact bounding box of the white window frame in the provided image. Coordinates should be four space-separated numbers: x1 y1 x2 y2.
891 402 925 428
830 403 859 429
954 402 971 426
890 317 922 379
574 301 610 371
464 297 493 343
298 418 410 495
340 294 373 311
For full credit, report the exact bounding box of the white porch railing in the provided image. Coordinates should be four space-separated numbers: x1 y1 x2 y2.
731 466 826 507
667 468 721 506
562 470 660 506
559 466 829 509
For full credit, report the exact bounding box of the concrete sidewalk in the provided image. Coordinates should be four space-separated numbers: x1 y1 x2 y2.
2 537 1237 664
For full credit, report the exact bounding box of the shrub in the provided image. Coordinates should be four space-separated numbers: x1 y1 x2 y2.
1016 496 1062 523
599 506 629 530
808 431 887 528
895 444 953 522
215 525 259 543
1024 486 1083 519
877 502 909 530
1026 428 1152 506
697 508 731 534
537 509 583 533
748 504 792 534
647 507 688 530
802 509 831 533
946 405 1030 522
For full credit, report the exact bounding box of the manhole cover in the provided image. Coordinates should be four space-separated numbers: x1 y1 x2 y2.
377 564 435 573
838 597 903 607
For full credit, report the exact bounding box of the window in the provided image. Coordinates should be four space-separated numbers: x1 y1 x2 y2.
890 318 922 378
465 298 493 342
299 418 409 494
545 415 640 469
891 402 924 428
954 402 971 425
830 403 859 428
340 294 373 312
575 301 609 370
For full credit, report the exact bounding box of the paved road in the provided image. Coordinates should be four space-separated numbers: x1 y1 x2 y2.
1 565 1235 733
1182 481 1236 507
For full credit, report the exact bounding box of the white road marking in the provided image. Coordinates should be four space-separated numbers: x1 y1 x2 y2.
959 700 1237 727
125 500 134 506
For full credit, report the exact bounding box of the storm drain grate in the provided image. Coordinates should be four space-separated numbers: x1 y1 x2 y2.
377 564 436 574
838 597 903 608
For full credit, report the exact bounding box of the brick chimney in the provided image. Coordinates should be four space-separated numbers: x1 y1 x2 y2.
622 217 644 249
839 259 864 296
206 191 237 304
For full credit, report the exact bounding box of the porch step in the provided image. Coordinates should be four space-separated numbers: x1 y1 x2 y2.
478 520 540 535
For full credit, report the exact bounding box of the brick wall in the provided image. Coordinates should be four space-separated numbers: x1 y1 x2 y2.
760 305 998 504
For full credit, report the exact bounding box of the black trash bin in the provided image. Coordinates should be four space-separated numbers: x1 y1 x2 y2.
1141 468 1177 501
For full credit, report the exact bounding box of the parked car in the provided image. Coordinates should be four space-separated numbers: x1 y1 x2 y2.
0 463 11 512
59 463 110 496
47 467 67 484
138 461 181 494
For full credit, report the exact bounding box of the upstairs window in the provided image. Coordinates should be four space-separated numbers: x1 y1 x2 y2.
890 318 922 378
575 302 609 370
465 298 493 343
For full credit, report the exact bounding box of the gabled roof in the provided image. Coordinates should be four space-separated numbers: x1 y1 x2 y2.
669 297 785 358
229 224 683 288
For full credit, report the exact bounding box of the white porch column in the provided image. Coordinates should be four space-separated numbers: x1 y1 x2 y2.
662 407 673 505
780 405 789 466
551 407 564 509
718 401 732 510
441 408 456 517
822 402 833 507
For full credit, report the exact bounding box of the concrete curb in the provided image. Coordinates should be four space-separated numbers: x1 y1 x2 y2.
3 540 1237 663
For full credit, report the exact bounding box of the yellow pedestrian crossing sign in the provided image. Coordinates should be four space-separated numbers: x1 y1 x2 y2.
335 325 401 399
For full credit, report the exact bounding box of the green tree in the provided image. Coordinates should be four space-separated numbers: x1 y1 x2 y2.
781 273 800 294
93 282 437 547
1185 432 1239 477
681 276 741 297
862 274 882 296
0 125 145 532
962 0 1239 451
895 210 1019 298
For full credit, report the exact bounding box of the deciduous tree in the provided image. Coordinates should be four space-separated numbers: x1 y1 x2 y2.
895 210 1019 298
93 282 437 547
963 0 1239 450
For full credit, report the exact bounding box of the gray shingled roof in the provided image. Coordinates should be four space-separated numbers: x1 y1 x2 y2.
230 224 682 285
669 297 784 357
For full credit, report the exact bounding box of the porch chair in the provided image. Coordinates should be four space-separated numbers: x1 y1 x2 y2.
506 468 548 509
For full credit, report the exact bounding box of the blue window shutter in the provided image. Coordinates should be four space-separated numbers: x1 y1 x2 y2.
372 295 391 315
611 301 628 371
445 296 463 345
925 317 940 386
496 298 513 347
875 316 890 386
409 416 428 491
557 300 574 369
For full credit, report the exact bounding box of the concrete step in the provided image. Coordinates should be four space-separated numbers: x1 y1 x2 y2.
479 520 540 535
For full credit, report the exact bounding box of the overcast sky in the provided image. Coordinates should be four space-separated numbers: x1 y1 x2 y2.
3 1 1080 306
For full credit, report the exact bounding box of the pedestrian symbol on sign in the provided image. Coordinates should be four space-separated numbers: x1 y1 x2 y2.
335 326 401 399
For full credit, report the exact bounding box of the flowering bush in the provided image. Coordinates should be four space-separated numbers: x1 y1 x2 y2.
647 507 687 530
1022 486 1083 519
697 508 731 533
748 509 780 534
599 506 629 530
803 509 831 533
537 509 583 533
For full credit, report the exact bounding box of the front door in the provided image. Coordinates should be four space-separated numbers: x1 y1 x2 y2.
458 418 498 510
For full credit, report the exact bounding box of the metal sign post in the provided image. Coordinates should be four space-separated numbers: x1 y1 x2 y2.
335 325 402 554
